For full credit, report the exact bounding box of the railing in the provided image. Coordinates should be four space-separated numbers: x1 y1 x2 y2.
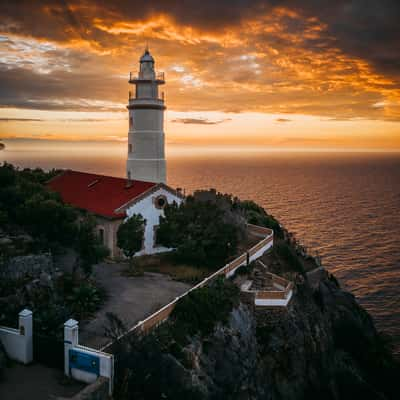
129 71 165 82
128 91 165 102
100 225 274 352
252 271 294 305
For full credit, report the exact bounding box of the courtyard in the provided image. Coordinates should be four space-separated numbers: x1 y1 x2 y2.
78 261 192 349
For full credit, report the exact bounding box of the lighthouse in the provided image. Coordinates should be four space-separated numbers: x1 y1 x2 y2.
127 49 166 183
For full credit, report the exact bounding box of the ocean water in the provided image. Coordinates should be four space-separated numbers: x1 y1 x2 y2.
1 140 400 354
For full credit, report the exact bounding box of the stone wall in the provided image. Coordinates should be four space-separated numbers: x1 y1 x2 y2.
0 254 53 280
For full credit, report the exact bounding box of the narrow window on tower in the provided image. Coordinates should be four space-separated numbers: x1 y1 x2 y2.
128 144 132 153
129 117 133 129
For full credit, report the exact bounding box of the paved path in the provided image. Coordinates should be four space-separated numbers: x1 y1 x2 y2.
79 262 191 349
0 363 85 400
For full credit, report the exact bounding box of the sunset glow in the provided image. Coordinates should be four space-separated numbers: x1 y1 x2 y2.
1 1 399 151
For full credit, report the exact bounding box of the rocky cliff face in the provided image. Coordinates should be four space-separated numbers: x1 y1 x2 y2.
143 272 398 400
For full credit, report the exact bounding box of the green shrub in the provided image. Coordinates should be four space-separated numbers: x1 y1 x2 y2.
157 197 239 268
237 199 283 238
275 242 305 274
171 277 239 341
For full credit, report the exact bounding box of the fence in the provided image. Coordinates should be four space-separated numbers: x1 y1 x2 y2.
101 224 274 352
240 264 294 307
0 309 33 364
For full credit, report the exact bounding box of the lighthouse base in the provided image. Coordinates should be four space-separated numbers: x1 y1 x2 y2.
127 158 166 184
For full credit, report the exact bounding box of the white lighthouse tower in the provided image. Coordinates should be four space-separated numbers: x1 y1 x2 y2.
127 48 166 183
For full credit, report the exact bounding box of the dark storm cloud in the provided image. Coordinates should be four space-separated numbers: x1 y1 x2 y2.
0 1 398 79
171 118 231 125
0 64 126 111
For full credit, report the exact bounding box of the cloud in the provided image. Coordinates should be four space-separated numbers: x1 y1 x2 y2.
0 142 4 150
171 117 231 125
275 118 292 122
0 1 399 121
0 118 42 122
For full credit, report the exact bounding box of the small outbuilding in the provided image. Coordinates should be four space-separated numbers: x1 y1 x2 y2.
47 170 183 259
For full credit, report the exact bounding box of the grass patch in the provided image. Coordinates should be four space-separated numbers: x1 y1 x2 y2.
127 253 211 284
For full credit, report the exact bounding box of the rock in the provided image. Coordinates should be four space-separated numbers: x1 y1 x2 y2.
39 271 53 288
0 254 53 280
150 275 399 400
0 237 12 245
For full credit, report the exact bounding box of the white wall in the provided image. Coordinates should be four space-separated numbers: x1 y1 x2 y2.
0 309 33 364
125 187 182 255
225 238 274 278
64 319 114 395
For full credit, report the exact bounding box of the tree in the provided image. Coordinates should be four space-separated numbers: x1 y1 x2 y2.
75 216 109 276
157 196 239 268
117 214 145 262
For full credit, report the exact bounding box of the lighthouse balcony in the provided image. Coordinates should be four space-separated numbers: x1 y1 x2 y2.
129 71 165 84
127 97 166 110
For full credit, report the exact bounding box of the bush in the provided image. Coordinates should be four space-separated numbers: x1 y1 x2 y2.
157 197 239 268
238 199 283 238
275 241 305 274
170 277 239 342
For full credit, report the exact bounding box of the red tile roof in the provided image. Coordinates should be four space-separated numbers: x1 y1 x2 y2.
47 170 156 218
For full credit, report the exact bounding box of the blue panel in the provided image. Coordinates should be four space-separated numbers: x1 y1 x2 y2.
69 349 100 376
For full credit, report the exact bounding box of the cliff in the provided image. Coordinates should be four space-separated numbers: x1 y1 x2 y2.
114 270 399 400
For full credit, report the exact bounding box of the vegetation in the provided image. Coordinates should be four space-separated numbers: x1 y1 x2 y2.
0 163 108 275
117 213 145 264
126 253 210 283
0 163 109 339
237 199 283 238
169 277 240 341
0 273 105 338
75 216 109 276
274 241 305 275
157 195 241 268
113 277 239 400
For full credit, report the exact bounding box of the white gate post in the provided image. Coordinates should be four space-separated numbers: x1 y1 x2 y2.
18 309 33 364
64 319 79 377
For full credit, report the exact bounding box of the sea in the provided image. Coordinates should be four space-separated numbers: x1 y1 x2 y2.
1 139 399 355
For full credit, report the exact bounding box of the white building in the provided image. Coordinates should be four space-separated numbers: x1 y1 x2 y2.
47 50 183 258
127 48 166 184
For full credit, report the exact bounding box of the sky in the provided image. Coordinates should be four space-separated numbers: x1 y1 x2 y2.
0 0 400 151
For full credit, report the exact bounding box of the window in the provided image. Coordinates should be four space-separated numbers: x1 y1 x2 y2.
129 117 133 129
99 228 105 244
154 195 167 209
128 144 132 153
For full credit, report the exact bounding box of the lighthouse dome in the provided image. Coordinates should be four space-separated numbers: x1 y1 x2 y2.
140 49 154 63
